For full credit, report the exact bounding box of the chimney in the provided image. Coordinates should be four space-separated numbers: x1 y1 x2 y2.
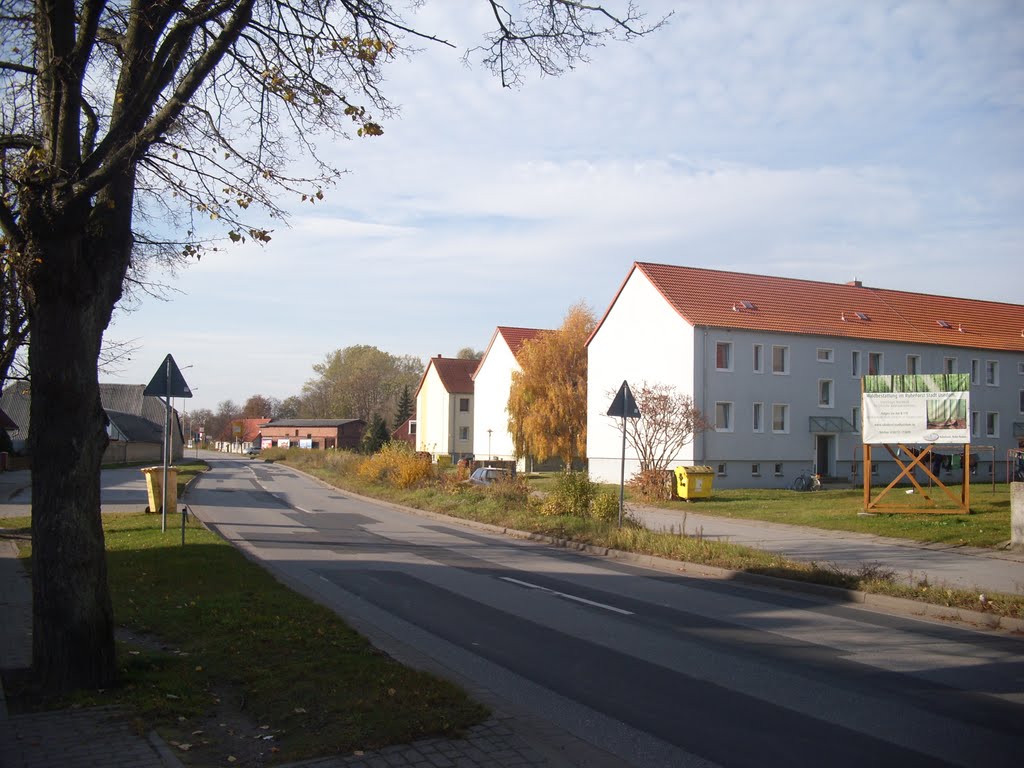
846 279 863 288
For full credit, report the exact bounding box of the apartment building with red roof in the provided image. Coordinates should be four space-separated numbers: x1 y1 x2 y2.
415 355 479 462
587 262 1024 488
471 326 549 463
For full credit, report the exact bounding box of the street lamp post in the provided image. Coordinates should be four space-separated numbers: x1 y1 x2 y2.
487 428 493 461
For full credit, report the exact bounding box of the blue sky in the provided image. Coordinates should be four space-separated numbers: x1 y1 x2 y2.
104 1 1024 414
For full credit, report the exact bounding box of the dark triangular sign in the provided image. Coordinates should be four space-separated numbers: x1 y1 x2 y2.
607 380 640 419
144 354 193 398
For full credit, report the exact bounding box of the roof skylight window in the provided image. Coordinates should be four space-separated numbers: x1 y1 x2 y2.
854 311 870 321
936 320 952 329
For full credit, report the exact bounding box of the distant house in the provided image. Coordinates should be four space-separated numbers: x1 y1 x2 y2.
415 355 478 462
229 417 272 447
0 382 184 464
587 261 1024 489
391 417 417 447
260 418 365 450
471 326 548 465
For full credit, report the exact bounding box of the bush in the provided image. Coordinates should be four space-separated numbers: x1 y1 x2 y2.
628 469 674 501
357 442 433 489
542 471 603 518
591 489 621 523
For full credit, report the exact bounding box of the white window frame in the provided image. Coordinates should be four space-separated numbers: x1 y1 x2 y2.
772 403 789 433
851 350 861 378
817 348 834 363
752 344 764 374
752 402 764 433
715 401 733 432
751 463 761 477
772 345 789 375
716 341 733 371
986 412 999 438
818 379 834 408
970 359 980 385
773 462 784 476
716 463 727 476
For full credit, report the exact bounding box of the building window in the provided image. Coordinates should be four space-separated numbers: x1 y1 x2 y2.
817 348 834 363
459 397 470 412
753 344 764 373
852 406 860 432
409 420 417 436
458 426 469 441
986 412 999 438
868 352 882 376
772 403 789 433
1019 362 1024 375
906 355 920 375
971 411 979 438
852 350 861 378
944 357 957 374
871 463 879 476
751 463 761 476
1019 390 1024 414
971 359 980 385
716 341 733 371
772 345 789 374
818 379 834 408
715 402 733 432
752 402 764 433
774 463 784 476
986 361 999 386
717 463 727 476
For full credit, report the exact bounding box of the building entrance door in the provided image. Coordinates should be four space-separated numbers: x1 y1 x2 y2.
815 434 834 478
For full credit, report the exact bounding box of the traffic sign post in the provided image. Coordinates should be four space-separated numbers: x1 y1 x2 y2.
607 381 641 527
143 355 192 538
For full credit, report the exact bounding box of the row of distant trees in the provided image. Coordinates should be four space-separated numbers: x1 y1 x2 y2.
192 344 484 444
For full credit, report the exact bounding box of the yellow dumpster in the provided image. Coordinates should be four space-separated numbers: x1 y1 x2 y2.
141 466 178 513
674 466 715 500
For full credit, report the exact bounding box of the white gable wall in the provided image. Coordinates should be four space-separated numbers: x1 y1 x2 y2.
416 365 451 459
588 269 697 483
472 335 520 462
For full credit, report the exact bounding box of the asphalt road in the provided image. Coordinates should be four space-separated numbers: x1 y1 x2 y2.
186 457 1024 768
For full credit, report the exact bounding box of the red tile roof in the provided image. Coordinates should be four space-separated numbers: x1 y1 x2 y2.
423 356 477 394
591 262 1024 353
497 326 548 360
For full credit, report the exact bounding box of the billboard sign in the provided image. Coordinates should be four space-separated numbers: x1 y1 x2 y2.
862 374 970 445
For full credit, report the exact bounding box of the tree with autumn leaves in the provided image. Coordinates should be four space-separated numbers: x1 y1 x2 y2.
507 303 595 468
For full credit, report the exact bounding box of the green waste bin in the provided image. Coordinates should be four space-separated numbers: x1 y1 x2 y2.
674 466 715 500
141 466 178 513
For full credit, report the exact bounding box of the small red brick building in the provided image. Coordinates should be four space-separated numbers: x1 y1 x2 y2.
260 418 365 450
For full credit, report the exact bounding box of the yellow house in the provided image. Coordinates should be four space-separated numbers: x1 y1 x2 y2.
415 355 478 463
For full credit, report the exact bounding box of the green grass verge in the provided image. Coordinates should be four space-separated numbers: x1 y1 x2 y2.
273 449 1024 621
0 511 486 765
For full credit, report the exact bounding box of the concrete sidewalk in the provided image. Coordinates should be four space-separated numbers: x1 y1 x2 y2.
630 501 1024 595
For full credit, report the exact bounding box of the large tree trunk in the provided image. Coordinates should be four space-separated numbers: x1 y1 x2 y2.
25 175 135 694
28 291 116 692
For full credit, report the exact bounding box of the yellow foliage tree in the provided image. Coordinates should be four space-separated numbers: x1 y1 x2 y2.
507 303 595 467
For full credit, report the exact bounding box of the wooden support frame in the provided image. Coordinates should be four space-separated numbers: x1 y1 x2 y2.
863 442 970 514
